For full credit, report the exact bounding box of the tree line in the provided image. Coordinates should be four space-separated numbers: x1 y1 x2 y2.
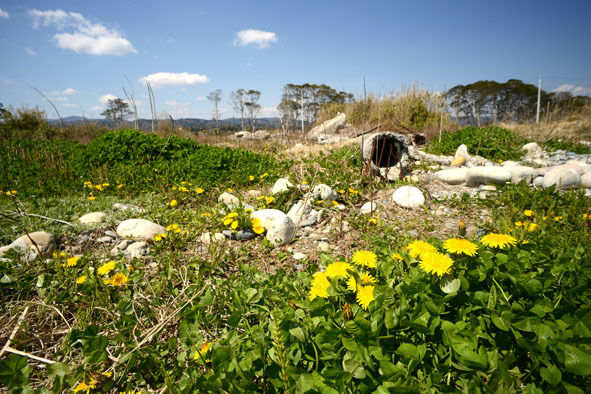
445 79 590 126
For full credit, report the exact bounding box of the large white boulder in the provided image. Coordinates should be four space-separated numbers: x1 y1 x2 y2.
218 192 240 206
580 172 591 188
308 113 346 137
287 200 313 223
251 209 287 231
542 168 580 189
506 166 537 184
272 178 294 195
392 186 425 209
466 167 512 186
117 219 166 241
522 142 543 157
0 231 54 258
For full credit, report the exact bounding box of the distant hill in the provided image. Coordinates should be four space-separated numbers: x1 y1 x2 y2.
49 116 282 131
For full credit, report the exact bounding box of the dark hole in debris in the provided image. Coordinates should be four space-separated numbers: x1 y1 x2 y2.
371 135 401 168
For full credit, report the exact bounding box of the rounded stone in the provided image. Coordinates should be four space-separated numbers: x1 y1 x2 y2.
218 192 240 206
116 219 166 241
0 231 55 258
450 156 467 167
79 211 107 224
392 186 425 209
435 168 468 185
359 201 378 215
580 172 591 188
542 167 581 189
272 178 294 195
311 184 338 202
454 144 470 159
251 209 288 231
465 167 512 186
532 176 544 187
506 166 537 184
266 216 297 246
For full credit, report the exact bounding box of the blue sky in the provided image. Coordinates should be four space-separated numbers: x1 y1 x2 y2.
1 0 590 119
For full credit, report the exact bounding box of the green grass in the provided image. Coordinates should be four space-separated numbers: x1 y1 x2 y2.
1 132 590 392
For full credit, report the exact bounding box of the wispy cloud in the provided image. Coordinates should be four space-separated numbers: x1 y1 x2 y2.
25 47 37 56
138 72 209 88
62 88 78 95
233 29 278 49
90 105 102 111
98 93 117 104
0 9 9 19
258 106 279 117
62 102 78 108
553 84 591 97
28 9 137 56
196 96 206 101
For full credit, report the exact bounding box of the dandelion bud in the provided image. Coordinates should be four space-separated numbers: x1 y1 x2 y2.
458 220 466 236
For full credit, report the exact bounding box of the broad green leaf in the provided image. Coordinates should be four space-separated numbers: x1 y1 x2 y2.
297 373 315 393
562 344 591 376
343 358 366 380
491 313 510 331
540 364 561 385
289 327 306 342
440 274 461 294
0 354 31 389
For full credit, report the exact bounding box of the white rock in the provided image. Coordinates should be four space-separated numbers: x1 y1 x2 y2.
318 241 330 252
311 184 338 202
127 241 148 252
465 167 512 186
272 178 294 195
287 200 312 223
213 232 226 242
533 176 544 187
110 239 134 255
506 166 537 184
435 168 468 185
580 172 591 188
199 232 212 244
266 216 297 246
501 160 520 167
308 113 346 137
79 211 107 224
293 252 307 260
522 142 543 156
542 168 581 189
0 231 54 258
218 192 240 205
359 201 378 215
234 131 251 138
116 219 166 241
455 144 470 159
252 130 270 140
252 209 288 231
392 186 425 209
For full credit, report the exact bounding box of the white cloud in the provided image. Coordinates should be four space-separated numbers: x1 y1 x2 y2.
0 8 9 19
25 48 37 56
553 84 591 97
63 88 78 95
195 96 206 101
98 94 117 104
258 106 279 117
62 102 78 108
233 29 278 49
90 105 102 111
138 72 209 88
28 9 137 56
53 96 69 102
164 100 178 106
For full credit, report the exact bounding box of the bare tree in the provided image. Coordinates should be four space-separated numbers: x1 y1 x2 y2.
208 89 223 133
244 90 261 132
122 76 138 130
229 89 246 130
101 98 132 128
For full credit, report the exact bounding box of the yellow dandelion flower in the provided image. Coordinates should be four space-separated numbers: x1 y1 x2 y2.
554 216 563 221
230 220 239 230
331 200 339 206
352 250 377 268
419 252 454 277
348 187 359 195
356 285 375 310
76 275 87 284
195 187 204 194
265 196 275 205
407 240 436 259
338 189 345 194
260 173 269 179
514 221 523 227
360 273 376 285
179 186 189 192
169 199 178 207
225 212 239 219
102 183 110 187
325 262 351 279
391 253 404 261
316 200 323 204
527 223 538 232
154 233 167 242
524 209 534 217
252 217 265 234
368 218 377 224
522 240 530 244
227 188 233 192
53 251 66 258
480 233 517 249
194 341 211 361
201 213 211 217
443 238 478 257
94 184 104 191
108 273 129 287
309 272 331 300
88 196 96 201
167 223 179 231
98 261 116 275
117 184 124 189
63 256 80 267
583 213 589 220
72 381 89 393
347 276 360 292
249 175 255 181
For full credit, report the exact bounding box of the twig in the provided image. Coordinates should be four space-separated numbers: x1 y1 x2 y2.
2 210 74 226
27 85 64 128
2 346 55 364
0 305 30 358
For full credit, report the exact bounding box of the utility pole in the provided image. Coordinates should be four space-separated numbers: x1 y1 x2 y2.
536 74 541 124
